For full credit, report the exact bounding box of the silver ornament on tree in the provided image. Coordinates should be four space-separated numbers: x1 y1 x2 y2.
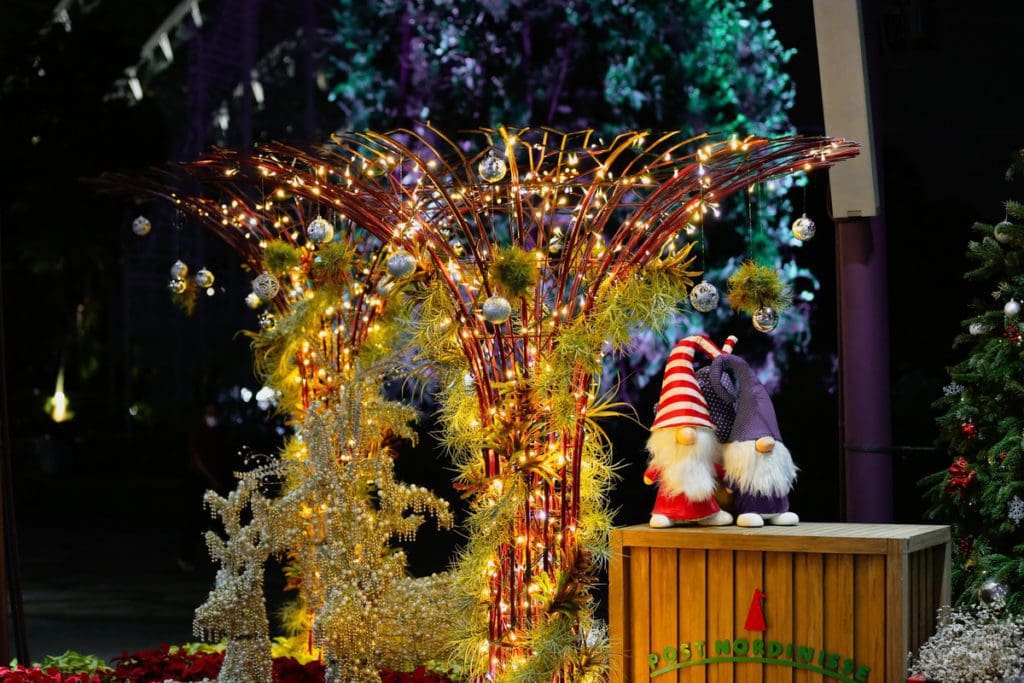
1004 298 1020 318
306 216 334 244
194 268 215 289
252 273 281 302
245 292 262 309
994 220 1015 244
132 215 152 236
791 213 816 241
168 277 187 295
689 281 719 313
386 251 417 278
170 259 189 279
478 151 507 183
481 295 512 324
258 311 277 331
978 579 1008 605
969 322 989 336
752 306 780 333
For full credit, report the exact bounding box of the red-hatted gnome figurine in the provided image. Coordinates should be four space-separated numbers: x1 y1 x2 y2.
709 354 799 528
644 335 735 527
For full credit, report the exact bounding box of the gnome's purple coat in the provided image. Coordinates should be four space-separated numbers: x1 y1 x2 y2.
709 354 796 515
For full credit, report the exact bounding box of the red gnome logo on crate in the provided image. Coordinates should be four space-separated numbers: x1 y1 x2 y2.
647 588 872 682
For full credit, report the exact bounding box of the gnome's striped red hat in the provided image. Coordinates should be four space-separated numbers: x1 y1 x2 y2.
651 335 737 431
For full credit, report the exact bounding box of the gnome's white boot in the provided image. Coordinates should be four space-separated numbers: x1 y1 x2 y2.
736 512 765 528
649 514 673 528
697 509 734 526
767 511 800 525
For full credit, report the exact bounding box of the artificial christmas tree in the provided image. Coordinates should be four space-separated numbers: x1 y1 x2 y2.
925 150 1024 612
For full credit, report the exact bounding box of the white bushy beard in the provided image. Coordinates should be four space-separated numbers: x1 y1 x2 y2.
722 439 798 498
645 426 720 501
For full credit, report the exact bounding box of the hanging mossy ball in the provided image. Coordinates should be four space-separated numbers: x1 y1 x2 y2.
488 246 537 299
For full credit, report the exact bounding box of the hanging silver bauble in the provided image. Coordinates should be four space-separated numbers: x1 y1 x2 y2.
386 251 417 278
306 216 334 244
994 220 1015 244
168 277 187 295
245 292 262 309
132 215 152 236
1005 298 1021 318
252 272 281 302
478 151 507 183
791 213 816 241
978 579 1007 605
481 295 512 324
689 281 719 313
752 306 780 333
194 267 215 289
170 259 189 278
258 311 277 331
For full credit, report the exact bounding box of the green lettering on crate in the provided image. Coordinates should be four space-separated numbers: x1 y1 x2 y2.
752 639 765 655
827 652 840 671
767 640 784 657
662 646 677 663
797 645 815 663
647 652 659 671
733 638 749 655
715 639 732 655
856 664 871 681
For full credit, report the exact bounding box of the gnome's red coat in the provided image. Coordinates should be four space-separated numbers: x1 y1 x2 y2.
645 464 721 521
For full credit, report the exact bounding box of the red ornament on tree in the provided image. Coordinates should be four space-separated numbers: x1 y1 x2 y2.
961 421 978 439
957 537 974 557
946 456 976 495
1005 322 1022 344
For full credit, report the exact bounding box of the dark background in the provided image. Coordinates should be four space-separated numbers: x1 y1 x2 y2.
1 0 1022 661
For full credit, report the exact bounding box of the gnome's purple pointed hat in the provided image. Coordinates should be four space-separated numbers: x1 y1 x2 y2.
709 354 781 442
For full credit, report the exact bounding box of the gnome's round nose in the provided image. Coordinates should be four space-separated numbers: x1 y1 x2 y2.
711 354 782 446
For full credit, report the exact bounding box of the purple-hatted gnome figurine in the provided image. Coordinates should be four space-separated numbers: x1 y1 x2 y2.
709 354 799 528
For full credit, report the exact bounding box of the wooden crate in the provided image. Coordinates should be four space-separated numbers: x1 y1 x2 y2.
609 523 950 683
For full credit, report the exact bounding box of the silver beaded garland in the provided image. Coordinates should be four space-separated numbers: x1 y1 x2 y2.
386 251 417 278
752 306 780 333
481 295 512 324
689 281 719 312
306 216 334 244
791 213 816 241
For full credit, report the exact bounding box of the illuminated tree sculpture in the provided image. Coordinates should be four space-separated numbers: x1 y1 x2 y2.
185 126 857 680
